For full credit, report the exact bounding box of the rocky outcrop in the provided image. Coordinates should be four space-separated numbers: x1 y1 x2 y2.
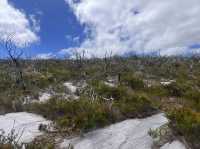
59 113 186 149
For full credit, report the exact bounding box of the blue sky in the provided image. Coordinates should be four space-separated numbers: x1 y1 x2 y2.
6 0 86 58
1 0 200 58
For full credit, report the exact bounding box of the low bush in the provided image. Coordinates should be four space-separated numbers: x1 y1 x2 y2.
164 81 190 97
24 72 54 89
92 81 127 100
27 98 113 132
184 89 200 102
113 93 155 118
120 73 145 90
25 138 54 149
146 85 168 97
0 89 25 114
168 108 200 149
27 90 155 133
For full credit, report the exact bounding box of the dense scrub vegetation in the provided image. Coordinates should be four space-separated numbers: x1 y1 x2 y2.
1 56 200 148
169 108 200 149
27 84 154 133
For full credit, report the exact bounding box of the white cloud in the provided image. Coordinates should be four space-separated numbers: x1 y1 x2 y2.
34 53 55 60
30 14 40 33
65 35 80 45
65 0 200 57
0 0 39 47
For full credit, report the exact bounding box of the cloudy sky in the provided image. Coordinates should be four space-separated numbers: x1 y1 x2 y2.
0 0 200 58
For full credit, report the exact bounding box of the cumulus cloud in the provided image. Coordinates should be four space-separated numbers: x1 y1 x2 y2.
65 35 80 45
0 0 39 47
30 14 40 33
34 53 55 59
65 0 200 57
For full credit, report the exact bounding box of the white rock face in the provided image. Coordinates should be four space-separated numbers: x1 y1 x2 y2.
104 81 115 87
39 92 51 103
160 80 175 86
63 82 77 93
60 113 171 149
161 140 186 149
0 112 50 143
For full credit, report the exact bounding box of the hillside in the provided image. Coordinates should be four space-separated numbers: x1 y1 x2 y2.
0 56 199 149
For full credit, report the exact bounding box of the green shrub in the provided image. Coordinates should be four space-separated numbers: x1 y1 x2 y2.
27 92 155 132
92 81 127 100
164 81 190 97
120 73 145 90
27 98 113 132
146 85 168 97
0 89 25 113
48 68 72 82
23 73 53 90
184 89 200 102
113 93 154 118
168 108 200 149
25 139 54 149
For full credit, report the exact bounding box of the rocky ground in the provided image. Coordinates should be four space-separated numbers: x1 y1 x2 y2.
0 112 187 149
0 79 191 148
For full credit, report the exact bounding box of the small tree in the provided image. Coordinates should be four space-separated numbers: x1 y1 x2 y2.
4 35 26 90
74 49 86 69
103 50 112 74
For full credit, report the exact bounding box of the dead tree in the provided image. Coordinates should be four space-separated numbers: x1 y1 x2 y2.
103 50 113 74
5 35 26 90
74 49 86 69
